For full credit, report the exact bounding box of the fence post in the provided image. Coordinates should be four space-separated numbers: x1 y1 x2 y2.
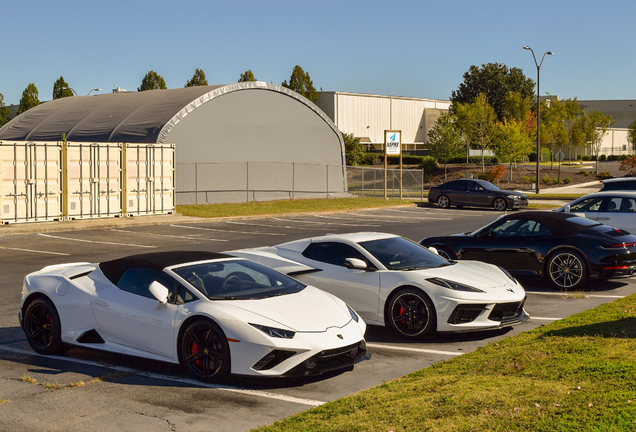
421 168 424 200
246 162 249 203
326 165 329 199
194 162 198 205
362 167 365 198
292 162 295 200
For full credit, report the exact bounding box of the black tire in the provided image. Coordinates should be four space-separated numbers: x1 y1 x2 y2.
23 297 63 355
546 250 587 290
386 288 436 340
437 195 451 209
493 197 507 211
436 247 455 261
180 319 231 383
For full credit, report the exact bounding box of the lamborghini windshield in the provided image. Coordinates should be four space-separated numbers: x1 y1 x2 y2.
172 259 305 300
359 236 451 270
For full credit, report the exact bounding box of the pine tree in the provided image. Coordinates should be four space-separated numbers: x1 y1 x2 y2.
185 69 208 87
281 65 318 103
138 71 167 91
18 83 40 114
53 76 74 99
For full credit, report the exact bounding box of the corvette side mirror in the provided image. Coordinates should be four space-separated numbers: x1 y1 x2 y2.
345 258 368 270
149 281 169 304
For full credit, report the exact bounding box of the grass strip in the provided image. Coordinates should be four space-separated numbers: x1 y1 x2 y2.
254 295 636 432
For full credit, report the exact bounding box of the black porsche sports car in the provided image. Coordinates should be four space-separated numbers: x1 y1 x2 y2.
420 211 636 289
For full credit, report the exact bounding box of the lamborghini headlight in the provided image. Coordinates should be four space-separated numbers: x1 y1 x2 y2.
347 304 359 322
249 323 295 339
426 277 485 293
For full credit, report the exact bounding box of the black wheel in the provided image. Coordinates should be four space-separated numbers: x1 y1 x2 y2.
546 250 587 290
220 272 255 292
437 195 450 209
180 319 230 383
436 247 455 261
23 297 63 355
386 288 436 340
493 197 507 211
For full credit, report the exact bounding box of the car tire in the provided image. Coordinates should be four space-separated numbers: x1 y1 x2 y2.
437 195 451 209
180 319 231 383
546 250 587 290
23 297 63 355
436 247 455 261
493 197 507 211
386 288 436 340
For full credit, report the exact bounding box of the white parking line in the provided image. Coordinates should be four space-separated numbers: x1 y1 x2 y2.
37 233 156 248
110 229 228 242
0 345 325 407
0 246 71 256
531 317 560 321
366 343 462 356
526 291 625 299
225 221 322 230
170 224 286 236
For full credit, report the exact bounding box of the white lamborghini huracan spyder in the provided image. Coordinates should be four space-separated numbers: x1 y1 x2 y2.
19 251 369 382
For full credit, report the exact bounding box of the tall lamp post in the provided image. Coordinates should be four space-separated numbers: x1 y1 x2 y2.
523 46 554 194
87 88 102 96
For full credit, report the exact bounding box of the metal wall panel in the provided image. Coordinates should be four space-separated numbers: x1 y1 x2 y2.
65 142 122 219
0 141 62 223
124 143 175 216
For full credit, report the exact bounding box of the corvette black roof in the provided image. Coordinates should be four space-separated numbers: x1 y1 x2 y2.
99 251 231 285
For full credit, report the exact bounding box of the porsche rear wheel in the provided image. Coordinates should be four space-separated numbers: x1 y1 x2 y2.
547 250 587 290
180 319 230 383
23 297 63 355
387 288 436 340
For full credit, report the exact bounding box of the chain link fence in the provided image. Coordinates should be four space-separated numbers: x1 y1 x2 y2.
347 166 427 199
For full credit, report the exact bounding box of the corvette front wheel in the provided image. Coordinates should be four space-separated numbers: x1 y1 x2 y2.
387 288 436 340
180 319 230 383
23 297 63 355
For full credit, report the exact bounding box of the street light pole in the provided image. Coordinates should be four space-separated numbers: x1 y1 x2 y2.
87 88 102 96
61 86 78 96
523 46 554 194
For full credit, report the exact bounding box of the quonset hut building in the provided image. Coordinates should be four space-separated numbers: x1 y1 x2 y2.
0 82 348 204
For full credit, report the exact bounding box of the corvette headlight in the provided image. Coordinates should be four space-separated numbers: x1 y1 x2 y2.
347 304 359 322
249 323 295 339
426 277 485 293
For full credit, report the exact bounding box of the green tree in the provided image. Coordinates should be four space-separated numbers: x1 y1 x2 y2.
451 63 535 122
341 132 364 166
427 112 464 179
0 93 10 126
495 119 534 181
281 65 318 103
238 70 257 82
628 118 636 152
503 91 533 123
455 93 497 171
138 71 167 91
185 68 208 87
52 76 74 99
586 110 617 173
18 83 40 114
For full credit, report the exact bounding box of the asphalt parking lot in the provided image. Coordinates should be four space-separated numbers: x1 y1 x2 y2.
1 205 634 432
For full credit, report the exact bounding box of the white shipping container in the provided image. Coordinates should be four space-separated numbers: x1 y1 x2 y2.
124 143 175 216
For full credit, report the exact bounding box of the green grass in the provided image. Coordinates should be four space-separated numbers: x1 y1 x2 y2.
254 295 636 432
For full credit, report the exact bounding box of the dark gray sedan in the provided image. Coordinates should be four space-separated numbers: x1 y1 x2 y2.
428 179 528 211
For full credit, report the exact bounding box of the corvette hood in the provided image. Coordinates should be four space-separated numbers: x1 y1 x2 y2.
224 286 350 332
418 261 511 289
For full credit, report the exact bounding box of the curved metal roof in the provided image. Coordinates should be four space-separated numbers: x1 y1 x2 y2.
0 82 341 146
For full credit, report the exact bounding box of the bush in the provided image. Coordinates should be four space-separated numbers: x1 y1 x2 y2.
581 155 591 161
458 173 465 178
419 156 438 173
578 170 589 176
364 153 383 165
563 177 572 184
599 154 607 161
477 172 488 180
541 175 552 184
608 155 621 161
486 164 506 183
598 172 612 179
522 175 536 184
620 156 636 175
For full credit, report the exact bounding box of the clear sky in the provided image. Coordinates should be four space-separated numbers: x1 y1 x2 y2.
2 0 634 105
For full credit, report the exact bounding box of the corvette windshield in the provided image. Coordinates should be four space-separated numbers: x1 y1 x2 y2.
172 259 305 300
359 236 451 270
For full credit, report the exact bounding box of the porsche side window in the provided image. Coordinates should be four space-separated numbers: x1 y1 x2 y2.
117 268 188 303
570 197 603 212
493 219 550 237
492 219 521 236
302 242 368 267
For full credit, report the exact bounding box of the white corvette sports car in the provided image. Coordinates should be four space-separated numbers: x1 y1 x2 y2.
19 251 369 382
228 233 529 340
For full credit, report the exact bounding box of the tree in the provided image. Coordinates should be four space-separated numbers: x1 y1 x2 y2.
454 93 497 171
427 112 464 179
450 63 535 122
495 119 534 181
138 71 167 91
342 132 364 166
18 83 40 115
52 76 74 99
586 110 617 173
503 91 533 123
185 68 208 87
628 118 636 152
0 93 10 127
238 70 257 82
281 65 318 103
